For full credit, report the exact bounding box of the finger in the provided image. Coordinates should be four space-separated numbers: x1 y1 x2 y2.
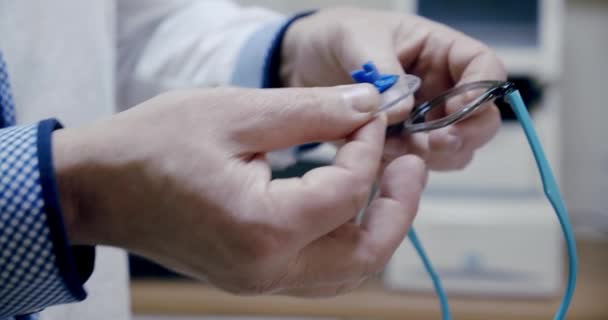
428 101 501 153
449 41 507 85
278 155 427 287
359 154 427 261
267 114 387 245
386 131 431 161
439 33 505 125
426 148 475 172
383 128 477 172
230 84 380 152
397 17 506 101
424 33 505 155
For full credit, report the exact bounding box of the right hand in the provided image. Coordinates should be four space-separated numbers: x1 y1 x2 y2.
52 84 427 296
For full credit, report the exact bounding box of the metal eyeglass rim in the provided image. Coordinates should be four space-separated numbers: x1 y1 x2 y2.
402 80 515 133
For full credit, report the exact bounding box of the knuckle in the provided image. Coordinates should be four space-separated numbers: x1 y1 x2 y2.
477 48 507 80
329 21 357 55
488 51 508 79
291 88 328 129
355 184 372 206
306 87 330 113
290 87 332 135
329 17 349 38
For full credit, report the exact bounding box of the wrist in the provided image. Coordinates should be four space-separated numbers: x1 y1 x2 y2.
51 125 120 247
52 127 90 245
50 117 157 251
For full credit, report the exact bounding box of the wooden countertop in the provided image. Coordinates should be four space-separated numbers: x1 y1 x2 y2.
131 239 608 319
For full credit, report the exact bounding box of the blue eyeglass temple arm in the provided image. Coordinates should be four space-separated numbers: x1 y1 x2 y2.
349 62 576 319
407 89 577 320
407 228 452 319
505 89 578 320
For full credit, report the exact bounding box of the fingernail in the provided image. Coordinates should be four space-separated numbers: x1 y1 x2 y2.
341 84 379 113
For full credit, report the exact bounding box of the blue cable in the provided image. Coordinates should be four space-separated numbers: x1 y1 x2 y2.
408 228 452 320
506 90 577 320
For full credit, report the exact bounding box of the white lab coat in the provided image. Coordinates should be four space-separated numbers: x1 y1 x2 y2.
0 1 282 319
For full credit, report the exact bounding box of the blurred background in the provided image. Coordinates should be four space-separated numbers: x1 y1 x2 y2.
130 0 608 319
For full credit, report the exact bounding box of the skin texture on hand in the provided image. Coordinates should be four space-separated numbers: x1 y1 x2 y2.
281 7 507 171
52 84 428 297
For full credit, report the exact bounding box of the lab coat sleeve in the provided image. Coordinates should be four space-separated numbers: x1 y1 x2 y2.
0 120 94 319
116 0 285 108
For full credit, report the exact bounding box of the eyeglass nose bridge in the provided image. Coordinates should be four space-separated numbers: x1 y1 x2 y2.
402 80 514 133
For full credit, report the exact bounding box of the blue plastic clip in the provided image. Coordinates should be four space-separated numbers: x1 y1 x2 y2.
350 61 399 93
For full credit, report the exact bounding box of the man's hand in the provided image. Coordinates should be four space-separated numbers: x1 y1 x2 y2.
281 7 507 170
52 84 427 296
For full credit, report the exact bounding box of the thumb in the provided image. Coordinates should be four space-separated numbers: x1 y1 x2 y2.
235 84 381 152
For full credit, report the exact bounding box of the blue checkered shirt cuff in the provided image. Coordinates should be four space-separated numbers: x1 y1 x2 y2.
0 119 94 319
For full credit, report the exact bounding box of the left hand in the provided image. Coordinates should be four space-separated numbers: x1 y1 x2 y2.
56 84 428 297
280 7 507 171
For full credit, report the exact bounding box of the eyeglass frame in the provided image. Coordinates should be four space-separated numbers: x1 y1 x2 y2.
384 79 578 320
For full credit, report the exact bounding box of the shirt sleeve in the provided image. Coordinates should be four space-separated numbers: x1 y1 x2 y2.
0 120 94 319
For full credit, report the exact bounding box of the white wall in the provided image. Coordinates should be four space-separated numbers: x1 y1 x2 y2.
561 0 608 237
